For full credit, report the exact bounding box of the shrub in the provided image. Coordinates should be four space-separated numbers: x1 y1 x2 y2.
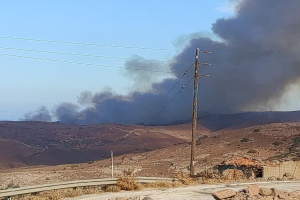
240 138 250 143
253 128 260 133
174 171 194 185
117 177 141 191
273 141 283 146
143 181 175 188
247 149 257 153
104 185 120 192
5 182 20 189
18 186 103 200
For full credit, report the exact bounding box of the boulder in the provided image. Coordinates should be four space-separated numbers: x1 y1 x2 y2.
213 189 236 199
271 188 281 197
259 187 272 196
248 184 259 196
142 198 153 200
267 176 276 181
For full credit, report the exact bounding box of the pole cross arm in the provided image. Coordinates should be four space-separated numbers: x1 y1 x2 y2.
198 74 210 77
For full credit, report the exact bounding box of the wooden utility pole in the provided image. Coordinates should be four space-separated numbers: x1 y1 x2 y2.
190 48 200 176
111 151 114 178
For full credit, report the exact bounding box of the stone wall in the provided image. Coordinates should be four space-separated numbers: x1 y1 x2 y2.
263 161 300 179
218 165 255 179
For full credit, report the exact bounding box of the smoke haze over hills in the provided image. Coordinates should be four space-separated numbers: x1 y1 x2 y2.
24 0 300 125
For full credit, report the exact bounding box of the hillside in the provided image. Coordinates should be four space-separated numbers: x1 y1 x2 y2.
2 121 300 189
1 111 300 170
0 121 188 168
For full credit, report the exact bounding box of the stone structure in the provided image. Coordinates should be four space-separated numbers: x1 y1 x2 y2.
218 158 300 180
262 161 300 179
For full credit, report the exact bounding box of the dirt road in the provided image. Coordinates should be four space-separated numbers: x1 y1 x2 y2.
64 181 300 200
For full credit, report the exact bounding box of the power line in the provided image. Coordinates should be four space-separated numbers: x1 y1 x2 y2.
145 75 195 125
0 36 181 52
0 46 172 63
0 36 287 59
0 52 172 73
143 61 195 124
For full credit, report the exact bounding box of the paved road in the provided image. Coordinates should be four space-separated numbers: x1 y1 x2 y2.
64 181 300 200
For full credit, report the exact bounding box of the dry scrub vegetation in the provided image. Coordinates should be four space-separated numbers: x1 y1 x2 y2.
5 186 103 200
1 172 196 200
117 177 141 191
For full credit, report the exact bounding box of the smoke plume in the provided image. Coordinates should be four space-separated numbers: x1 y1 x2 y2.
22 106 52 122
25 0 300 125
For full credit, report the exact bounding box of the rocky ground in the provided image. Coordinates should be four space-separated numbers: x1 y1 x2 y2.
2 122 300 190
63 181 300 200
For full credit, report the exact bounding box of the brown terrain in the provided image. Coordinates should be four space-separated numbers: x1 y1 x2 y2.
1 111 300 189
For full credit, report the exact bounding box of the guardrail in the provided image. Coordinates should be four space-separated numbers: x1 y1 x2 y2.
0 177 177 199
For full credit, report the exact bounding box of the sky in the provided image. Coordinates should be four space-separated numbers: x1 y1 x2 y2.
0 0 238 120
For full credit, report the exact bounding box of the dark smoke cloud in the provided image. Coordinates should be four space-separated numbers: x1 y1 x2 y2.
53 103 79 124
27 0 300 125
22 106 52 122
123 55 170 93
77 90 93 106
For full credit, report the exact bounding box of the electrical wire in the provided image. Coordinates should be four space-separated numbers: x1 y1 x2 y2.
0 36 287 59
0 52 173 73
0 46 172 63
143 61 195 124
145 75 195 125
0 36 181 52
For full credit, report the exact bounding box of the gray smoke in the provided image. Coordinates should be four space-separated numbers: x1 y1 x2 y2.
123 55 171 93
26 0 300 125
53 103 79 124
22 106 52 122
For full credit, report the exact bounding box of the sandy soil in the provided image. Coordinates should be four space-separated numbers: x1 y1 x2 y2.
64 181 300 200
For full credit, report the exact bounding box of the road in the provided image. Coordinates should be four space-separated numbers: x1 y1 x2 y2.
64 181 300 200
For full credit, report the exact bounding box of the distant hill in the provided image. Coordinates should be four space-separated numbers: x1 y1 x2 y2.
199 111 300 131
0 121 185 168
0 110 300 169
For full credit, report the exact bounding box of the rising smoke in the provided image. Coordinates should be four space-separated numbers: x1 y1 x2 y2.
23 106 52 122
24 0 300 125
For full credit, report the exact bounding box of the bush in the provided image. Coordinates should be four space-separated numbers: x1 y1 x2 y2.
174 171 194 185
104 185 120 192
240 138 250 143
247 149 258 153
273 141 283 146
253 128 260 133
5 182 20 189
117 177 141 191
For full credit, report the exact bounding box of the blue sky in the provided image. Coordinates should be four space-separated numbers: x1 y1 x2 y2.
0 0 235 120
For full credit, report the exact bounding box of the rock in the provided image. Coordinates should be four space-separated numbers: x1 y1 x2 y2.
248 184 259 196
222 169 245 180
259 187 272 196
267 176 276 181
142 198 153 200
271 188 281 197
213 189 236 199
278 193 287 199
283 172 293 178
231 192 246 200
288 191 300 198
